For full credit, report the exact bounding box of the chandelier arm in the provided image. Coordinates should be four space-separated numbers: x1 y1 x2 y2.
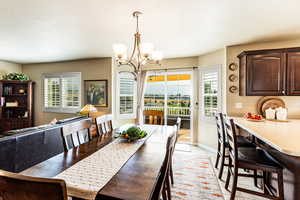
129 34 137 62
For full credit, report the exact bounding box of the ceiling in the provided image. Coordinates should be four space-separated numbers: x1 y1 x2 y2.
1 0 300 63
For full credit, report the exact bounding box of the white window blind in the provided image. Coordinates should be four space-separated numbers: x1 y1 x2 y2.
43 72 81 113
117 72 136 118
200 66 221 119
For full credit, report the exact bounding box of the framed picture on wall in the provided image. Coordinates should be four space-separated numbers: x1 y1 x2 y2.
84 80 108 107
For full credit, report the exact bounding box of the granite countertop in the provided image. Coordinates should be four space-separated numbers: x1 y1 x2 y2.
234 117 300 157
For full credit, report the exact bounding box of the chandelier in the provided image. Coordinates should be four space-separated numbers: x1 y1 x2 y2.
113 11 163 77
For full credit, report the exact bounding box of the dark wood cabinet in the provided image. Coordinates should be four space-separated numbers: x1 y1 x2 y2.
0 80 34 132
238 47 300 96
287 52 300 95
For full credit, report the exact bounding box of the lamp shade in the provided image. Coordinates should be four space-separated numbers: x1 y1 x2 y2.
80 104 97 115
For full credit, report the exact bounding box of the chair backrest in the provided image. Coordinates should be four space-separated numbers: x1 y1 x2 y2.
61 119 92 151
223 116 238 166
143 110 164 125
0 170 67 200
215 113 227 144
151 129 176 200
95 114 113 139
176 117 182 131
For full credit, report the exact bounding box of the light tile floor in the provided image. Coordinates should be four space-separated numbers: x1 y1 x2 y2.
172 144 268 200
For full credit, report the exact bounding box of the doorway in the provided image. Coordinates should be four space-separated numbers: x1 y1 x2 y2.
143 70 193 143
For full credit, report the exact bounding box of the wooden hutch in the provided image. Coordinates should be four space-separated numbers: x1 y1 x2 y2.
0 80 34 132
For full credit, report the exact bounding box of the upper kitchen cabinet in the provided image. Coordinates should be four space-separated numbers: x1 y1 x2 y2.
238 47 300 96
287 52 300 95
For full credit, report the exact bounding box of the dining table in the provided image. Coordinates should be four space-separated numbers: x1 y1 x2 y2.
20 124 174 200
233 117 300 200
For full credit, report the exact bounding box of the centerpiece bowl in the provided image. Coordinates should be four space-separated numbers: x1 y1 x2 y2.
119 126 147 142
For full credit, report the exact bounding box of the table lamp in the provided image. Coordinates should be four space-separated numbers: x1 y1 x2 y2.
80 104 97 117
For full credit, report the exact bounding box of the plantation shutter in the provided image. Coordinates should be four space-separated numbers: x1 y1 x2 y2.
202 70 219 117
43 72 81 113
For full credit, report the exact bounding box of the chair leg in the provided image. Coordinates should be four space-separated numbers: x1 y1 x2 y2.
225 167 231 191
215 142 221 169
230 168 238 200
263 171 268 194
170 162 174 185
166 174 172 200
277 170 284 200
162 187 168 200
254 169 258 188
218 146 226 180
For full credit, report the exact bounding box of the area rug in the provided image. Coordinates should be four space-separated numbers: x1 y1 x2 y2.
171 149 224 200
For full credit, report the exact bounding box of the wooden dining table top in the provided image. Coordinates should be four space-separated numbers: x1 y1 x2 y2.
20 124 173 200
234 117 300 157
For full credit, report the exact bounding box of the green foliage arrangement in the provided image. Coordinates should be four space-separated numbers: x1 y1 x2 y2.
2 73 30 81
120 126 147 142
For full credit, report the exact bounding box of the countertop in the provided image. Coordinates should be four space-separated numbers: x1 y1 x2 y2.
234 117 300 157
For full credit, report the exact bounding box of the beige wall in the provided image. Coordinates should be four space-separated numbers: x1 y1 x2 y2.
226 38 300 118
0 61 22 77
198 49 226 149
22 58 112 125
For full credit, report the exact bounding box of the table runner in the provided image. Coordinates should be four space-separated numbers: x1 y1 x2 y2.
54 125 157 200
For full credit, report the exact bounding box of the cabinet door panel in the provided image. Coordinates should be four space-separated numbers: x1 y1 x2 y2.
247 53 285 96
287 52 300 95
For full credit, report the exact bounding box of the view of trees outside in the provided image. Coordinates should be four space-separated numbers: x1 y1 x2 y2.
144 72 191 117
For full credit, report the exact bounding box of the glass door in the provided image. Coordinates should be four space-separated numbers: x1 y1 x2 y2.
144 70 192 143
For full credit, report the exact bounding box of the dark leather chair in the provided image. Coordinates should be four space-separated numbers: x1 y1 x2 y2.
215 113 256 180
224 117 284 200
0 170 67 200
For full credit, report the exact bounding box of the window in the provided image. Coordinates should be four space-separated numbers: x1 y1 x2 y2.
43 72 81 113
200 66 221 118
117 72 136 118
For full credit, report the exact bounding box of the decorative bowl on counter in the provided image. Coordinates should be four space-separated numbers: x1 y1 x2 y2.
244 112 265 122
119 126 148 142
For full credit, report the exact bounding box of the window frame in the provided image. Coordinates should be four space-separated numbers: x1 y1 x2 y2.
199 66 222 120
42 72 82 113
116 72 137 119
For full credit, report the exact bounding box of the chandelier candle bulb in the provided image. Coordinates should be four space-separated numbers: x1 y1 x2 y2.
140 43 154 58
152 51 163 61
113 44 127 59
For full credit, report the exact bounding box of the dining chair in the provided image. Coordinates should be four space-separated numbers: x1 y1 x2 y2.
95 114 113 140
143 110 164 125
224 117 284 200
151 128 176 200
0 170 67 200
169 118 181 185
61 119 92 151
215 113 256 180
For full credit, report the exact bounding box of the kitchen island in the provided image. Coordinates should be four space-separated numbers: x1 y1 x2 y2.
234 117 300 200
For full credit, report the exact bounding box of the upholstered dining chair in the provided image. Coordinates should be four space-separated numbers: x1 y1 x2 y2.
143 110 164 125
169 117 181 185
61 119 92 151
151 128 176 200
224 117 284 200
95 114 113 140
214 113 256 180
0 170 67 200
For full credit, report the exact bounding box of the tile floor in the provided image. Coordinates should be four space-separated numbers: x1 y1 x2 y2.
172 144 268 200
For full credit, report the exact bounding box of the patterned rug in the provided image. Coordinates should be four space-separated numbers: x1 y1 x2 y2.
171 147 224 200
